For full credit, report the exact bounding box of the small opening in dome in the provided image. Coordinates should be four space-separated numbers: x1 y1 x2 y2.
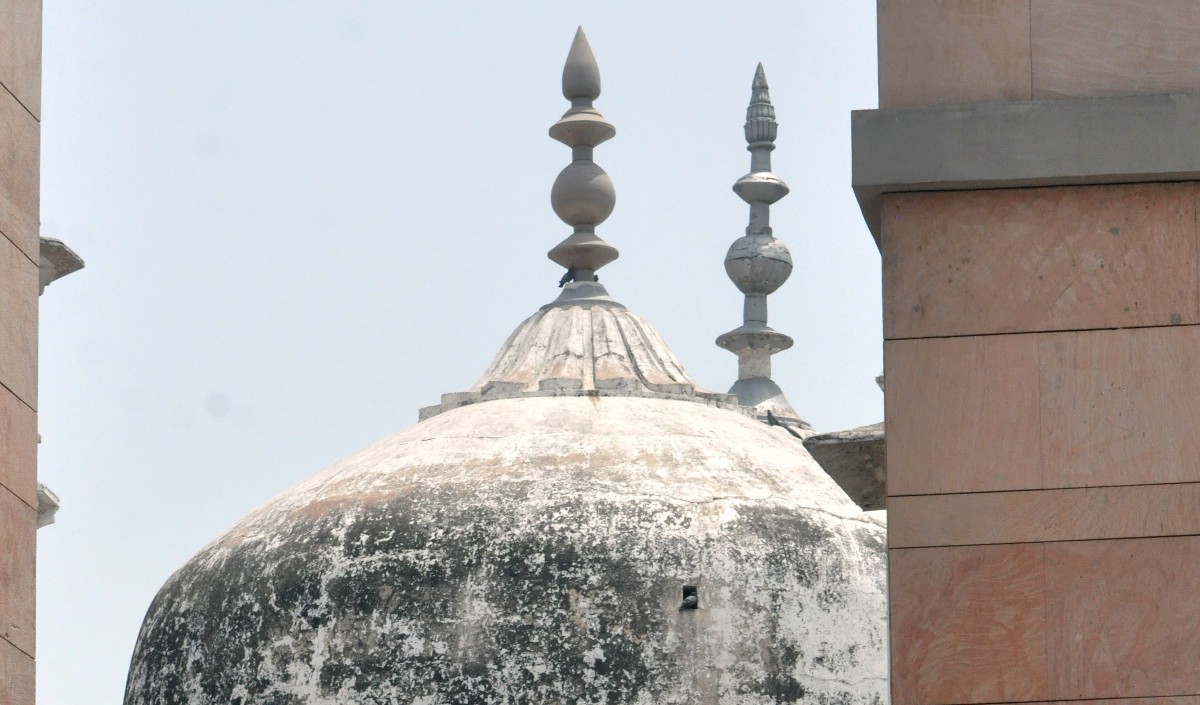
680 585 698 610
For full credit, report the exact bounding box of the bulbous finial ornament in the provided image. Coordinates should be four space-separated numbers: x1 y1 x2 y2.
716 63 806 428
725 233 792 296
547 28 619 283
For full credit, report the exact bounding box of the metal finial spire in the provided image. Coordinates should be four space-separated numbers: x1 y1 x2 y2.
547 27 619 305
716 64 806 427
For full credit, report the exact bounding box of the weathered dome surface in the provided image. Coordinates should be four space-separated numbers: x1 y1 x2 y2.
125 393 888 704
126 27 888 704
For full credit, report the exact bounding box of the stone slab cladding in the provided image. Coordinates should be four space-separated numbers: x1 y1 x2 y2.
0 1 41 703
861 2 1200 703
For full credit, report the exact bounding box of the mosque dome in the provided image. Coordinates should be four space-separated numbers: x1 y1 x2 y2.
123 29 889 705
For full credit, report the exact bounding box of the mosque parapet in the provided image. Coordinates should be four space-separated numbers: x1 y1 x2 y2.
803 375 887 510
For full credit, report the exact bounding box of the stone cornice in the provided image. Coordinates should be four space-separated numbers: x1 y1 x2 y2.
852 92 1200 245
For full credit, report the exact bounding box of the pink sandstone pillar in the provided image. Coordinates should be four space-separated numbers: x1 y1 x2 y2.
856 1 1200 703
0 1 41 703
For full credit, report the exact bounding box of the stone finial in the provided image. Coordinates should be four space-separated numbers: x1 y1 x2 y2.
547 28 618 294
716 64 806 427
561 27 602 101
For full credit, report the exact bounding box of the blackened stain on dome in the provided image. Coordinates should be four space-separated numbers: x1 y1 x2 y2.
125 397 888 704
127 490 885 704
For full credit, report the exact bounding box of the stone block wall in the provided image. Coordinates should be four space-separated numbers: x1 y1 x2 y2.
879 0 1200 107
869 2 1200 703
0 1 40 703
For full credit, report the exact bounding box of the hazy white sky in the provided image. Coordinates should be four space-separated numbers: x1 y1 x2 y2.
34 2 880 702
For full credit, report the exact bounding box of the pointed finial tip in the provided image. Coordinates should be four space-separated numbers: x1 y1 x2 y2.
563 26 601 101
753 63 768 90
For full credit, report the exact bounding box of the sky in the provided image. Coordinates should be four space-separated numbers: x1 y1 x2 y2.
34 2 880 702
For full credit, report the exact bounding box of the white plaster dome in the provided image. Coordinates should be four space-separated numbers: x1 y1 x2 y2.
123 26 892 702
123 302 889 704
